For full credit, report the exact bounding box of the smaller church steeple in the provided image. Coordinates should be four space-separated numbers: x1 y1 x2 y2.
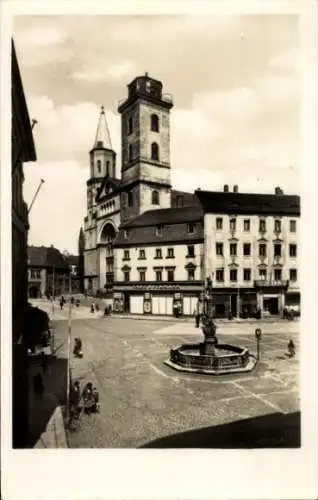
93 105 112 150
89 105 116 180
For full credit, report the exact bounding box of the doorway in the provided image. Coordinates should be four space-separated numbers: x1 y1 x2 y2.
123 293 130 313
264 297 279 315
230 294 237 317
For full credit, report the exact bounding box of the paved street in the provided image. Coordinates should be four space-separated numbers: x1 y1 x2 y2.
46 309 300 448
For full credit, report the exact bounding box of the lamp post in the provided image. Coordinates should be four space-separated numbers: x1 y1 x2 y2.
255 328 262 361
66 273 73 427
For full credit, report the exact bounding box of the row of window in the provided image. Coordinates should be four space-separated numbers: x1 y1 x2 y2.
215 242 297 258
123 267 196 283
123 245 196 261
127 142 159 163
127 113 159 135
100 200 115 212
215 268 298 283
216 217 297 233
29 269 41 279
123 222 198 239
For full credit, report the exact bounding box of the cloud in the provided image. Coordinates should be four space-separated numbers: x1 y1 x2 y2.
268 48 300 72
28 96 121 167
72 60 138 83
24 160 88 254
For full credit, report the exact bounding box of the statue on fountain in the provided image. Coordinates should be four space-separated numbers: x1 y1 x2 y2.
200 276 218 354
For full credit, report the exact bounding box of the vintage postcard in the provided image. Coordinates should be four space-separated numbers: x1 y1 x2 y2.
1 1 318 499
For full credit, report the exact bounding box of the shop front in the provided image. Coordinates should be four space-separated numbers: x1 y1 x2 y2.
112 282 203 316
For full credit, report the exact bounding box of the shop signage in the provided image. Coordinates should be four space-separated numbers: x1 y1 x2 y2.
133 284 181 291
113 292 122 298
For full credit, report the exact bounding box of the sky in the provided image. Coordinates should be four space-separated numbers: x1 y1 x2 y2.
13 14 300 254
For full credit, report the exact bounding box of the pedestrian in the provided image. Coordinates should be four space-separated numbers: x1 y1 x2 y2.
195 313 200 328
90 303 95 314
288 339 295 358
71 297 74 305
60 299 64 311
33 372 44 398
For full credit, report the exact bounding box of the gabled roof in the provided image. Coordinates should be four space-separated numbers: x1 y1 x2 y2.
120 205 203 229
171 189 200 207
28 246 69 269
195 190 300 216
96 176 122 202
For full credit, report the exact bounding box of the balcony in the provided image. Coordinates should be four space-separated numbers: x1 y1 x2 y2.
254 280 289 288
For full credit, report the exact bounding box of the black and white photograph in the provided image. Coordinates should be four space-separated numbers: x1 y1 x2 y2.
2 1 318 499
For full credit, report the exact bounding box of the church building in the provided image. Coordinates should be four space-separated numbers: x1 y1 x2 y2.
83 73 205 315
83 73 300 318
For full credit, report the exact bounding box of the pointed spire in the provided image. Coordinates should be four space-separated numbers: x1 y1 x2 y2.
94 104 112 149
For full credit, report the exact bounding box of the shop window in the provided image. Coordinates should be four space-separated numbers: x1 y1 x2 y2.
216 217 223 230
216 243 223 256
289 268 297 281
150 114 159 132
216 269 224 282
243 243 251 256
243 268 251 281
229 269 237 282
289 244 297 257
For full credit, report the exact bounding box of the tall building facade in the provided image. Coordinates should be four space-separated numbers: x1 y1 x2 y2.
12 39 37 447
83 74 301 317
196 187 300 317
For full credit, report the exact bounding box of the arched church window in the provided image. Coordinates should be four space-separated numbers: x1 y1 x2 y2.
106 160 110 177
152 190 160 205
97 160 101 173
151 114 159 132
151 142 159 161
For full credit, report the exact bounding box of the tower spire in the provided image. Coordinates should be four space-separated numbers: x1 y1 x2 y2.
94 104 112 149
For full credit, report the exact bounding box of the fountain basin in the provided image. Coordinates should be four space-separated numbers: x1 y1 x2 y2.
164 343 257 375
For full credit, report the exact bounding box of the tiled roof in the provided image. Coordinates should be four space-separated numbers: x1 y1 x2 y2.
121 205 203 229
195 190 300 216
171 189 200 207
28 246 69 269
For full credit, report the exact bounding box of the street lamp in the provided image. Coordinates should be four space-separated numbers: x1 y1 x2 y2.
255 328 262 361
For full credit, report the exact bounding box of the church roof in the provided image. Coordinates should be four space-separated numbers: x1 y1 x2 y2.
92 105 112 150
120 205 203 229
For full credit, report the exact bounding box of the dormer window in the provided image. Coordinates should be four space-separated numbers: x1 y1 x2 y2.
187 223 195 234
155 225 163 237
123 230 129 240
151 142 159 161
152 190 160 205
151 114 159 132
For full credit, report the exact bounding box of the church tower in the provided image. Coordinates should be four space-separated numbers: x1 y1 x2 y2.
117 73 173 222
84 106 116 293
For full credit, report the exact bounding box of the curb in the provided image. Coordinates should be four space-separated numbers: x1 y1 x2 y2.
35 402 68 449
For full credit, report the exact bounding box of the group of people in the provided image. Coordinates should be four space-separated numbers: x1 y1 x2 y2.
69 380 100 429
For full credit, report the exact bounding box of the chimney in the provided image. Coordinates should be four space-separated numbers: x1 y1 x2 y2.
223 184 229 193
275 186 283 195
233 185 239 193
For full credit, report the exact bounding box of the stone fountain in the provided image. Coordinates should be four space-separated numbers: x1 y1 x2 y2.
165 277 257 375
